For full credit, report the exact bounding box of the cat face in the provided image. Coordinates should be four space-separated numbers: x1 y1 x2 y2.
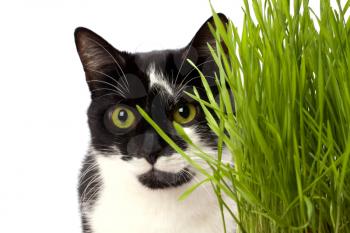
75 14 228 189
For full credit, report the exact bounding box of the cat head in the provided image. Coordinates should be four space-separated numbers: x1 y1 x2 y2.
75 14 229 189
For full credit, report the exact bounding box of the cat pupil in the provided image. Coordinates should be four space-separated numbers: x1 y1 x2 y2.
178 105 190 118
118 110 128 122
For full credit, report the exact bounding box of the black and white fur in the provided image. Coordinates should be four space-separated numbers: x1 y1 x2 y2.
75 14 236 233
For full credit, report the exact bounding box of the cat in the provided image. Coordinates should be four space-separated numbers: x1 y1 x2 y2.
75 13 236 233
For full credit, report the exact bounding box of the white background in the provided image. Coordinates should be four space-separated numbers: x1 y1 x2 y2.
0 0 331 232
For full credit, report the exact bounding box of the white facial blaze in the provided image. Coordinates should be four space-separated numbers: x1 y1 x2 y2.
147 64 174 95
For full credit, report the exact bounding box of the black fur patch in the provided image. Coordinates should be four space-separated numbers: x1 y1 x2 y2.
138 168 194 189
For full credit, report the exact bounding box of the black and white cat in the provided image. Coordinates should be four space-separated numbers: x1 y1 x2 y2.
75 14 235 233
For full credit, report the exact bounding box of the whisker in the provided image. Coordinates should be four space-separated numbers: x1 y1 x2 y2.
86 37 129 93
86 68 129 94
177 73 214 96
176 59 214 92
93 93 123 100
86 37 127 79
84 187 101 205
91 88 124 97
80 174 101 203
79 163 99 183
174 39 195 87
181 169 212 196
174 75 201 100
87 80 126 97
173 59 215 101
180 59 214 83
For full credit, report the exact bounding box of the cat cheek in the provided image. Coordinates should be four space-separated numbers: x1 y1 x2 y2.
154 154 187 173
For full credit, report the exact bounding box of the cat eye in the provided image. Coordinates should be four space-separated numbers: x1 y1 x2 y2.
104 105 138 134
173 103 197 125
111 105 136 129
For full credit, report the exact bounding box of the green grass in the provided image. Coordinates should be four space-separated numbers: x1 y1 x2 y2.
139 0 350 232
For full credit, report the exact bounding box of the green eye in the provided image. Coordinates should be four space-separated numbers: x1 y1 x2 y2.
173 103 197 125
111 106 136 129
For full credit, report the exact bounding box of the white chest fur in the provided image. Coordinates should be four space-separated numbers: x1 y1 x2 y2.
85 155 235 233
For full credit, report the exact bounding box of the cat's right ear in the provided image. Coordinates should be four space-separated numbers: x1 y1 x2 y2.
74 27 126 92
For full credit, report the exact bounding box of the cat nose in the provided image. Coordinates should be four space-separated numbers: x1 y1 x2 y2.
145 153 158 165
141 131 162 165
127 130 163 165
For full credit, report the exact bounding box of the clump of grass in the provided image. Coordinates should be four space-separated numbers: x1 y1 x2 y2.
139 0 350 232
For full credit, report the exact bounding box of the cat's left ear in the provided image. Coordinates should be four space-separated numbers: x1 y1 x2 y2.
185 13 229 63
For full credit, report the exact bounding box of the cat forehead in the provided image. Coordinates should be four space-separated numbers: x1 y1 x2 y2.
134 49 175 70
134 50 183 97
